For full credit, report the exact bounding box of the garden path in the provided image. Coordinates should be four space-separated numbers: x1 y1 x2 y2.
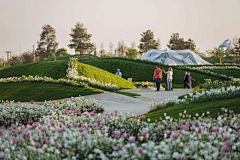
83 89 193 116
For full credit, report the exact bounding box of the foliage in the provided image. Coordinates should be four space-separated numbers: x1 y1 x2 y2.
125 48 139 58
167 33 200 54
8 55 22 66
232 36 240 56
21 51 34 64
138 30 160 54
36 24 58 60
55 48 69 57
215 48 226 64
68 22 95 57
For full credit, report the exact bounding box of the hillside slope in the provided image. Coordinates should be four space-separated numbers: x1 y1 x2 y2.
82 59 222 88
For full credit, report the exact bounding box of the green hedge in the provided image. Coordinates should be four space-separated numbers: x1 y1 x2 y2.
77 62 135 89
82 59 222 88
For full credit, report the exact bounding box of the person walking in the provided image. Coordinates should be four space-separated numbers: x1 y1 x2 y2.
184 71 189 88
163 67 173 91
187 72 195 89
115 69 122 77
153 64 162 91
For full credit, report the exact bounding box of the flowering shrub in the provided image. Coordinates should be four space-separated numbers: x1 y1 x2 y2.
177 66 233 80
193 66 240 70
66 57 119 91
0 108 240 159
0 97 105 127
150 85 240 110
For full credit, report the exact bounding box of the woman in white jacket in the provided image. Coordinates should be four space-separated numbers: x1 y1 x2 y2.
163 67 173 91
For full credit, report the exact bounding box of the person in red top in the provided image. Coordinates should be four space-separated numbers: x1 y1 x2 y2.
153 64 162 91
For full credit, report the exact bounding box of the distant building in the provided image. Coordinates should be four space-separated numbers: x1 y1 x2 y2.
218 39 234 55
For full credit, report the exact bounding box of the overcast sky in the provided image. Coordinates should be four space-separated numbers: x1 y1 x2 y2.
0 0 240 58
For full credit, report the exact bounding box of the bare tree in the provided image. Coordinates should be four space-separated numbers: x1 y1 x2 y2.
156 38 161 50
109 42 114 54
117 40 127 57
99 43 105 56
131 42 136 49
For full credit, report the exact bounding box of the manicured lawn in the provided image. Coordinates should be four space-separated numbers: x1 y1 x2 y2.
77 62 136 89
0 61 68 79
0 83 102 102
82 59 221 88
203 69 240 78
145 97 240 122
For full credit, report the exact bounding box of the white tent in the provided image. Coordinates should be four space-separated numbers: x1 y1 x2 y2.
141 49 211 65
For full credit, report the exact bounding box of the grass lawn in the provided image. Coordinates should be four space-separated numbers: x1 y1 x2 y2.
82 58 222 88
77 62 136 89
0 83 102 102
203 69 240 78
0 61 68 79
144 97 240 122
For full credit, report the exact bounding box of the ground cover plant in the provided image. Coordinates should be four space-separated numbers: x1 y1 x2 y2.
82 58 224 88
0 102 240 159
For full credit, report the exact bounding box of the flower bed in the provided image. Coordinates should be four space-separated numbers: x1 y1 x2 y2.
150 85 240 110
0 97 105 127
0 108 240 159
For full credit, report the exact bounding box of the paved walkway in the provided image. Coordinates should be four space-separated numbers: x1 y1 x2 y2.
83 89 193 116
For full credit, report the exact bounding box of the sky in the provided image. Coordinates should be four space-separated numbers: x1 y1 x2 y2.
0 0 240 59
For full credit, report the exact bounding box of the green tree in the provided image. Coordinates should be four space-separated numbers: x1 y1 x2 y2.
36 24 58 60
68 22 95 59
138 30 160 55
167 33 185 50
56 48 69 57
21 51 34 64
125 48 139 58
215 48 225 64
233 36 240 57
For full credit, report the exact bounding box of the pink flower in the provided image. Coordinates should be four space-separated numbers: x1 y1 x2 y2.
222 145 229 152
173 134 178 140
90 112 95 116
221 108 225 112
23 131 31 138
113 130 121 138
34 142 41 148
44 138 51 145
226 140 232 146
51 129 56 133
128 136 135 142
17 129 22 134
141 115 145 119
40 127 46 132
141 130 148 136
55 143 61 149
0 145 2 151
229 110 233 114
178 155 183 160
60 127 66 132
138 147 143 153
93 122 98 128
50 121 56 126
121 133 127 139
100 120 105 126
80 132 85 137
223 134 230 141
0 130 4 136
186 114 189 118
117 144 122 150
164 130 171 135
159 117 162 120
27 120 33 125
31 123 38 129
182 120 186 124
114 110 118 113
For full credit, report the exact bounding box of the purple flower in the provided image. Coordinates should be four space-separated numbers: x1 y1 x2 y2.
223 134 230 141
186 114 189 118
0 145 2 151
173 134 178 140
222 145 229 152
0 130 4 136
23 131 31 138
121 133 127 139
44 138 51 145
100 120 105 126
229 110 233 114
221 108 225 112
40 127 46 132
159 117 162 120
226 140 232 146
178 155 183 160
117 144 122 150
50 121 56 126
93 122 98 128
60 127 66 132
128 136 135 142
113 130 121 138
55 143 61 149
34 142 41 148
138 147 143 153
164 130 171 135
80 132 85 137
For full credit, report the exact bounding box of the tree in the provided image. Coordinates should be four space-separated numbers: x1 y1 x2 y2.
125 48 139 58
56 48 69 57
68 22 95 59
117 40 127 56
36 24 58 60
233 36 240 57
156 38 161 50
167 33 185 50
21 51 34 64
214 48 225 64
138 30 160 55
99 43 105 56
109 42 114 54
8 55 21 66
131 42 136 49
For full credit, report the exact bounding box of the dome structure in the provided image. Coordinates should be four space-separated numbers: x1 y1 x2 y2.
140 49 211 65
218 39 234 55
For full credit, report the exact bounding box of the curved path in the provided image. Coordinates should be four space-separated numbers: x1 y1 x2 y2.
83 89 193 116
